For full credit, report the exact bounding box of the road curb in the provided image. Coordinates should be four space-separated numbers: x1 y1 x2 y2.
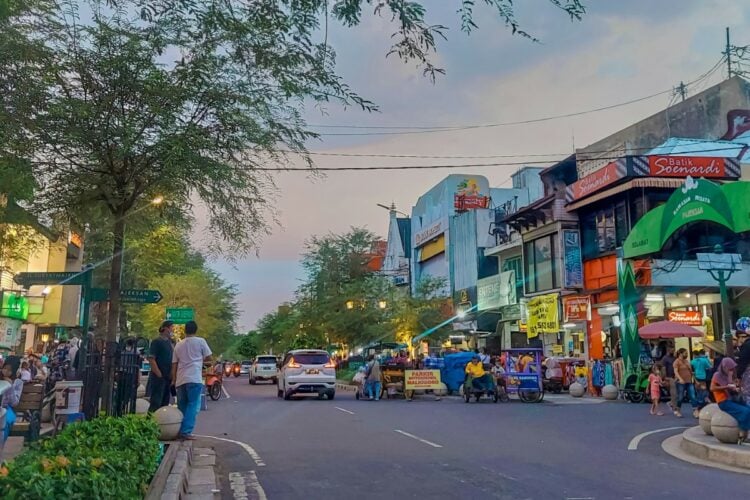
661 426 750 475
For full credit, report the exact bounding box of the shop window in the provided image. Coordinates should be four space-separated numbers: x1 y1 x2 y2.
524 234 557 293
502 256 524 300
581 202 629 260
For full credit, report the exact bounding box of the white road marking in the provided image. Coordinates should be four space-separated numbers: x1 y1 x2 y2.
196 435 266 467
627 426 688 450
394 429 443 448
335 406 355 415
222 385 231 399
229 471 267 500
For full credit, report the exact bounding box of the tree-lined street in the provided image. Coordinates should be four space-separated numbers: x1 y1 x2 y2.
196 378 747 499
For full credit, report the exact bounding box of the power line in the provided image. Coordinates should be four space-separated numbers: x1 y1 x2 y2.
305 58 727 136
251 144 747 171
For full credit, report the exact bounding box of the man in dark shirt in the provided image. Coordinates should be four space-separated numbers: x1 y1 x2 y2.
661 346 677 410
148 321 175 412
737 331 750 402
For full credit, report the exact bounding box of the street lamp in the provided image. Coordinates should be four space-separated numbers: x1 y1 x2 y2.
41 286 52 296
345 300 355 310
40 333 50 343
378 300 387 309
152 196 164 205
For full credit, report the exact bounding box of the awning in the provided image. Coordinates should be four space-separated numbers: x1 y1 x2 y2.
566 178 685 211
638 320 703 339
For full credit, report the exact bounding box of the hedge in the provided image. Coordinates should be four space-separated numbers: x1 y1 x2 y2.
0 414 160 499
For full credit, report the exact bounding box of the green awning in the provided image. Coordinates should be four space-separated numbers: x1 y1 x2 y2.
623 178 750 259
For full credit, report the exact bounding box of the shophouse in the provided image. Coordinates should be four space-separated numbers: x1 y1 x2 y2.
0 200 84 355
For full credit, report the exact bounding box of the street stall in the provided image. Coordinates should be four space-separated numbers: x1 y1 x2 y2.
621 320 703 403
501 348 544 403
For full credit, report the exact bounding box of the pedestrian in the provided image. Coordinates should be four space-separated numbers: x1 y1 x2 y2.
1 361 24 442
735 331 750 402
19 361 32 382
691 349 712 408
648 364 665 416
710 358 750 444
479 347 491 365
148 320 175 413
366 355 381 401
171 320 212 440
673 348 699 418
661 346 677 411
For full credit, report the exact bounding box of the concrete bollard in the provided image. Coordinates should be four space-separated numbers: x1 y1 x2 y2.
569 382 585 398
602 384 619 401
711 409 740 444
699 403 720 435
154 406 184 441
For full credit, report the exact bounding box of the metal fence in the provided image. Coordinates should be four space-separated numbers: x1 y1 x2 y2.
79 333 149 420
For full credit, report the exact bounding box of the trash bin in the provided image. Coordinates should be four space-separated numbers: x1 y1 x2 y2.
55 381 84 415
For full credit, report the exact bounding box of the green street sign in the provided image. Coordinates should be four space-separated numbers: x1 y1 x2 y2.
165 307 194 324
90 288 163 304
14 271 87 287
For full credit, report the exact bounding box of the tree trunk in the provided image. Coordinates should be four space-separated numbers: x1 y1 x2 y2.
101 214 126 415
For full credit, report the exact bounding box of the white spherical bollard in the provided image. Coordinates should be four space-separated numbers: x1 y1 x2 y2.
699 404 720 435
602 384 619 401
711 410 740 444
153 406 183 441
135 398 150 415
569 382 585 398
137 384 146 398
434 383 448 397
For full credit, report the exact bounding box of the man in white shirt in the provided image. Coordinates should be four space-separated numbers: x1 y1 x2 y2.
171 321 212 440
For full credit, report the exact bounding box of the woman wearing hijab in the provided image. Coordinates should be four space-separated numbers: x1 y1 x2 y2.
710 357 750 444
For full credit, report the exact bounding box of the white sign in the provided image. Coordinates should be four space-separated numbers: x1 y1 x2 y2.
414 219 446 247
0 317 22 349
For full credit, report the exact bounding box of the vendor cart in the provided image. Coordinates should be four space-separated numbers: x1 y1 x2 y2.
501 348 544 403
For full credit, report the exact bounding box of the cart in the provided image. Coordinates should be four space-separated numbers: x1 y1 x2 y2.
501 348 544 403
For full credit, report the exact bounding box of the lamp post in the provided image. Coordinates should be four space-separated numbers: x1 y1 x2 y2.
697 245 741 356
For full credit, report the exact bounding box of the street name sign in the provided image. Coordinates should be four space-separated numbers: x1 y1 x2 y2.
165 307 194 324
90 288 163 304
13 271 87 287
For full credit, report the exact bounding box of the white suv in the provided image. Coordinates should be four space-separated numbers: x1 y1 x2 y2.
249 355 278 384
277 349 336 400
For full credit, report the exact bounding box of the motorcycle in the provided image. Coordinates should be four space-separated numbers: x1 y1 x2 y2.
232 362 241 377
205 366 223 401
223 362 233 378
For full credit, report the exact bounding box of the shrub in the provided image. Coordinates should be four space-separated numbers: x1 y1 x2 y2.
0 414 160 499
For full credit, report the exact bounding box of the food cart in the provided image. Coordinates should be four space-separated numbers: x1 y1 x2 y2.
501 348 544 403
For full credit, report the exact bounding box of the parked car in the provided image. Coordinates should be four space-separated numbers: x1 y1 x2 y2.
240 360 252 375
277 350 336 400
249 355 278 384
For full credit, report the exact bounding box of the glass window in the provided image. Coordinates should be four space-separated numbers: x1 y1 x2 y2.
615 201 628 247
502 256 524 301
524 235 556 293
581 213 598 260
596 207 615 252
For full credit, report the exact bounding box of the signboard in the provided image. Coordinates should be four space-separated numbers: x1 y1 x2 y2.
647 156 732 178
506 373 540 390
414 219 446 247
165 307 194 324
478 271 516 311
0 317 22 349
90 288 163 304
14 271 87 287
562 230 583 288
404 370 442 390
565 160 627 202
1 292 29 320
667 310 703 326
552 345 563 354
527 293 559 338
563 296 590 322
454 177 490 210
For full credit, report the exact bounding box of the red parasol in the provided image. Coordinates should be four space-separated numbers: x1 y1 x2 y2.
638 320 703 339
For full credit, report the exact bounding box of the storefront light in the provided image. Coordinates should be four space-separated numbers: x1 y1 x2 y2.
645 294 664 302
562 322 577 329
599 305 620 315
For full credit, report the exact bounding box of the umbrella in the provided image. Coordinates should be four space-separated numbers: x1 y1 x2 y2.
638 320 703 339
702 340 727 354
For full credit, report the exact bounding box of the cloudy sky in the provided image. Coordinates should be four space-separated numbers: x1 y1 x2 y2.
209 0 750 331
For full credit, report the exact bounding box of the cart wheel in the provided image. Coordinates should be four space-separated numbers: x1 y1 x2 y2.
519 390 543 403
209 382 222 401
500 391 510 403
629 392 645 404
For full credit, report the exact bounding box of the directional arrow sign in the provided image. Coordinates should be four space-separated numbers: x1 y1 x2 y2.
14 271 87 287
165 307 194 324
90 288 163 304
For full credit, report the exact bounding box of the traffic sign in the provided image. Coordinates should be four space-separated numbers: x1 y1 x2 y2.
165 307 194 324
90 288 163 304
14 271 87 287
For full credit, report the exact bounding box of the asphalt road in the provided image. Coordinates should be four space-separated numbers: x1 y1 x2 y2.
194 377 748 500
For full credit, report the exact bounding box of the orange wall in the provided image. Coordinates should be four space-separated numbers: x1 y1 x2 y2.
583 255 617 291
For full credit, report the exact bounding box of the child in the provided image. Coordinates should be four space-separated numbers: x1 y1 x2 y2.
19 361 32 382
648 364 665 416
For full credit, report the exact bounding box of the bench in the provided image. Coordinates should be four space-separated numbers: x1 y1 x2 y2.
9 382 55 442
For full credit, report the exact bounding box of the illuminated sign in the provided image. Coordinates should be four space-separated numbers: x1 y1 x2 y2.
1 292 29 320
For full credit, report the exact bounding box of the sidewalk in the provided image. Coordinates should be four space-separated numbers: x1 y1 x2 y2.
662 426 750 475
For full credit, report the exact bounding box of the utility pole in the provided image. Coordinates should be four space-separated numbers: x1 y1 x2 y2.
674 81 687 101
725 27 732 78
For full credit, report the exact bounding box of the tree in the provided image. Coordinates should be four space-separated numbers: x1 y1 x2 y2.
390 277 454 346
1 0 584 410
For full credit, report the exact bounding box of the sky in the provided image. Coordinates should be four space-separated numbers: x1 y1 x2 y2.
209 0 750 331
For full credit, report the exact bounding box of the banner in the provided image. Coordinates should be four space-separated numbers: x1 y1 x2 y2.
527 293 559 338
667 310 702 326
404 370 442 390
562 230 583 288
563 296 590 322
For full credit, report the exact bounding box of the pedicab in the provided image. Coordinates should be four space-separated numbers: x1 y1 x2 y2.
501 348 544 403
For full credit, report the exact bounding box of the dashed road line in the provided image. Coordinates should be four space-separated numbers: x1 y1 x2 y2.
335 406 355 415
394 429 443 448
196 435 266 467
229 471 267 500
627 426 688 450
222 384 232 399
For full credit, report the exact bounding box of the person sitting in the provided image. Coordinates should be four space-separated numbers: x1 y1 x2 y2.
1 362 24 442
491 358 507 392
465 355 495 393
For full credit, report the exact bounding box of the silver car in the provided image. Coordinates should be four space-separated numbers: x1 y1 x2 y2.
277 349 336 400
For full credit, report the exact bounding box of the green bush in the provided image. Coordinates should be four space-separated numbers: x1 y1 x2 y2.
0 414 160 499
